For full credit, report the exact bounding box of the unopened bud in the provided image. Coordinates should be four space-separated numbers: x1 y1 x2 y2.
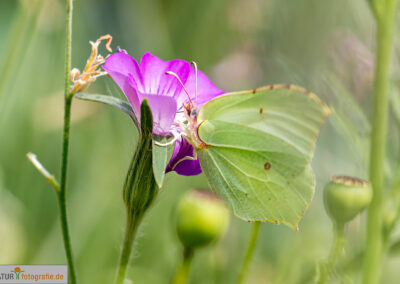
324 176 372 224
176 190 229 250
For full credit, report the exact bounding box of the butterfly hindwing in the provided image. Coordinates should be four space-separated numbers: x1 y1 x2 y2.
196 85 330 229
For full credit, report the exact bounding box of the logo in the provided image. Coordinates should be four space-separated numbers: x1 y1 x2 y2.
0 272 13 281
0 265 67 283
11 267 24 280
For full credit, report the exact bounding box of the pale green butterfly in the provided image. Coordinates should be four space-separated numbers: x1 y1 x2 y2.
76 80 330 230
181 84 331 230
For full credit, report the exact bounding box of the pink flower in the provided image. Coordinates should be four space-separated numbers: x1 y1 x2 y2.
103 51 224 175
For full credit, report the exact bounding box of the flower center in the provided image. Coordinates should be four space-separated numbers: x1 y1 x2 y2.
155 62 201 148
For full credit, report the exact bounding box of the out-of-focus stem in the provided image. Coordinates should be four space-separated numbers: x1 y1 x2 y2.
363 1 398 283
171 248 195 284
317 223 345 284
237 221 261 284
0 1 40 101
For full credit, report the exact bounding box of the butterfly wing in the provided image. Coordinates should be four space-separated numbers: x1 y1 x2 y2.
196 85 330 229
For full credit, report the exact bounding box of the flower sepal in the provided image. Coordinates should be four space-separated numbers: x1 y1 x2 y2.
74 92 138 127
152 135 174 188
123 99 157 225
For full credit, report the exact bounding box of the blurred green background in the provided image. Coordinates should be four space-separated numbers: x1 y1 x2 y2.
1 0 400 283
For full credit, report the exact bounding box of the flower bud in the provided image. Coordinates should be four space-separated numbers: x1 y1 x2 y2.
176 190 229 250
123 100 158 224
324 176 372 224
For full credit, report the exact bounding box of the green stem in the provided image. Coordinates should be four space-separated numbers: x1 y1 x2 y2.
363 1 398 284
58 97 77 284
237 221 261 284
172 248 195 284
317 223 345 284
57 0 77 283
114 214 142 284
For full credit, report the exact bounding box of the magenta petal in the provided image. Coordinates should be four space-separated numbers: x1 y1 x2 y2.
139 52 167 94
140 52 190 97
166 137 202 176
137 92 177 136
159 60 190 97
103 53 143 115
103 71 140 115
175 67 224 107
103 52 144 91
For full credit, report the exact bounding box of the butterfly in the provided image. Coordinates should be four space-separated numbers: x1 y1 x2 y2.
181 84 330 229
77 75 330 230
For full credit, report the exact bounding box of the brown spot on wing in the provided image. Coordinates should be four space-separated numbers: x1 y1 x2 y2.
264 162 271 170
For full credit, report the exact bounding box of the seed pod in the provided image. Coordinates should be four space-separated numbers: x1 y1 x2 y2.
176 190 229 250
324 176 372 224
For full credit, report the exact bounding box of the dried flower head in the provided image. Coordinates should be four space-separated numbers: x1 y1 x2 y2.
70 34 112 94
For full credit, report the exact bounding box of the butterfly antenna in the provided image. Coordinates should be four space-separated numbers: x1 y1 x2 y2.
165 71 193 105
191 61 198 104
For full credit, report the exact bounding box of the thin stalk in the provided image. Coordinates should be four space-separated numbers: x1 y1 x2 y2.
237 221 261 284
27 153 61 193
363 1 398 283
171 248 195 284
57 0 77 283
317 223 345 284
58 97 77 283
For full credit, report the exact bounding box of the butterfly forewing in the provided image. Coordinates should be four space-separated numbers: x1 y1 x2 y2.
198 85 330 160
196 85 330 229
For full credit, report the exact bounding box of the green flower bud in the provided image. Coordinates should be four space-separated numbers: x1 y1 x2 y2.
176 190 229 250
123 100 158 225
324 176 372 224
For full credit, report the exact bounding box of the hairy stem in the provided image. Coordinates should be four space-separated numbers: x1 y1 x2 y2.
237 221 261 284
57 0 77 283
172 248 195 284
317 223 345 284
363 1 398 283
114 214 142 284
